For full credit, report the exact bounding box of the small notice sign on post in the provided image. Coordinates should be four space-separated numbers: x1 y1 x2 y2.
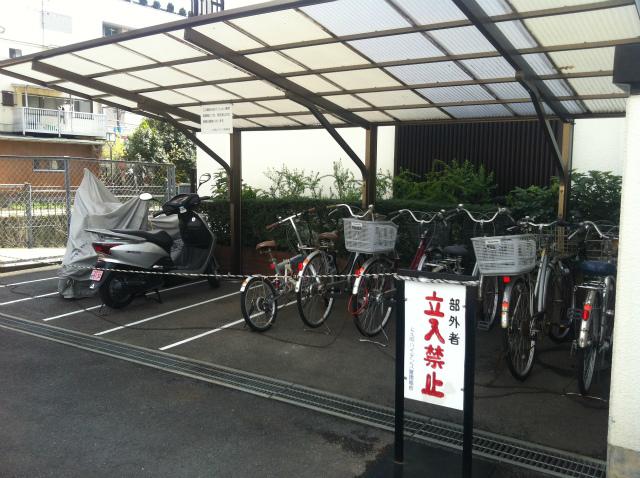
201 104 233 134
394 270 478 477
404 280 466 410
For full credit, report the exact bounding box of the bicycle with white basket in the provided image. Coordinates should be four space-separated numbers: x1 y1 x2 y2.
473 218 576 380
296 204 398 337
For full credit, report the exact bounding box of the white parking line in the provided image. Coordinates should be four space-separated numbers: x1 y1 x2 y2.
0 276 57 288
0 291 58 306
158 300 296 351
43 280 208 322
94 290 240 336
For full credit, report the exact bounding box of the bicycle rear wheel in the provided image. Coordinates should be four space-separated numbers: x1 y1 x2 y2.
547 265 573 343
504 277 536 381
241 276 277 332
296 252 335 328
351 257 395 337
577 290 601 395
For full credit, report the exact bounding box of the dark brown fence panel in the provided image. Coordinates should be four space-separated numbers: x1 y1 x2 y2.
394 120 563 196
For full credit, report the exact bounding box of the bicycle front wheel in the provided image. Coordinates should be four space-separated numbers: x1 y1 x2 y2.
577 290 601 395
504 277 536 381
296 252 335 328
241 276 278 332
351 257 395 337
480 275 500 330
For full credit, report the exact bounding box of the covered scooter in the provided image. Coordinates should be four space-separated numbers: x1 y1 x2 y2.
87 174 219 308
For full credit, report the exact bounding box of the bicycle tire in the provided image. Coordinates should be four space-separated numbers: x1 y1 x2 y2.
504 277 536 381
296 251 335 328
577 290 601 395
351 257 395 337
480 275 500 330
241 276 277 332
547 265 573 343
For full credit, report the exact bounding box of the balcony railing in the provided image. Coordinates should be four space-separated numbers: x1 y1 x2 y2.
13 107 106 138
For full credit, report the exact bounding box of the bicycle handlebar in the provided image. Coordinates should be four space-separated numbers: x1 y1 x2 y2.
452 204 512 224
390 209 444 225
328 203 373 219
266 207 316 231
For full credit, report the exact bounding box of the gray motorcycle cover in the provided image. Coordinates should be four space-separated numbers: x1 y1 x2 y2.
57 169 149 298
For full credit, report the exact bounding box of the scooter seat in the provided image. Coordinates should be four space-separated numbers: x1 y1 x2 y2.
256 240 277 251
443 244 471 258
112 229 173 252
318 231 339 242
579 260 616 277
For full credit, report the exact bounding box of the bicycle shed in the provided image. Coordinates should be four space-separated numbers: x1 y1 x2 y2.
0 0 638 475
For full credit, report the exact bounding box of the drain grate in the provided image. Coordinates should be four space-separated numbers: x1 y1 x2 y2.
0 313 605 478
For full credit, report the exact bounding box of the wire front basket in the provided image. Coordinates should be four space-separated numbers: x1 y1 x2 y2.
343 218 398 254
471 234 537 276
534 227 581 257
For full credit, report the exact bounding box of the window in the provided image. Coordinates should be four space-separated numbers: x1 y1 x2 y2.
1 91 14 106
103 23 126 37
9 48 22 58
19 93 92 113
33 159 66 172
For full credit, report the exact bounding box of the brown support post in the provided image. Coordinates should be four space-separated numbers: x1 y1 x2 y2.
364 126 378 208
557 122 574 219
230 131 242 274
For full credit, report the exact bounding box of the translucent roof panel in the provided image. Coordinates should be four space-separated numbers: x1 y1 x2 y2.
287 74 342 93
549 48 615 74
460 57 515 79
255 99 308 113
301 0 410 36
418 85 495 103
0 0 630 129
173 59 250 82
119 34 205 63
323 68 402 90
387 107 451 121
192 23 263 51
386 62 472 85
41 54 112 76
230 10 331 45
444 104 512 118
430 26 496 55
396 0 467 24
524 6 640 47
507 102 553 116
233 118 259 129
245 52 306 74
486 82 529 100
75 44 155 70
583 98 627 113
322 94 369 109
174 85 239 102
98 73 158 91
280 43 368 70
568 77 626 96
355 110 394 122
348 33 443 63
219 80 284 99
129 67 201 87
357 90 429 107
495 21 537 49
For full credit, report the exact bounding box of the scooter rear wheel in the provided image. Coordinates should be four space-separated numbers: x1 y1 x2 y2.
100 272 134 309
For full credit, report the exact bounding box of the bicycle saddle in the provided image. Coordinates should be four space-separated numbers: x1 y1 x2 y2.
579 260 616 277
256 240 277 251
443 244 471 258
318 231 339 242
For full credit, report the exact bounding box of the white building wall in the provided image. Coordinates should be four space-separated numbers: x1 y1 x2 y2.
196 127 395 194
572 118 626 175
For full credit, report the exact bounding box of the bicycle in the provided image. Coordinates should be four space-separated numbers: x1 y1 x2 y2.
240 208 315 332
567 221 617 395
480 218 575 381
296 204 398 337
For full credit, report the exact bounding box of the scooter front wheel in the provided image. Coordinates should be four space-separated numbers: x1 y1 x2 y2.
241 276 277 332
100 272 135 309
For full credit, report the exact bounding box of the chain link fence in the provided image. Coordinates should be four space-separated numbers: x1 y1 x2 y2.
0 156 176 248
